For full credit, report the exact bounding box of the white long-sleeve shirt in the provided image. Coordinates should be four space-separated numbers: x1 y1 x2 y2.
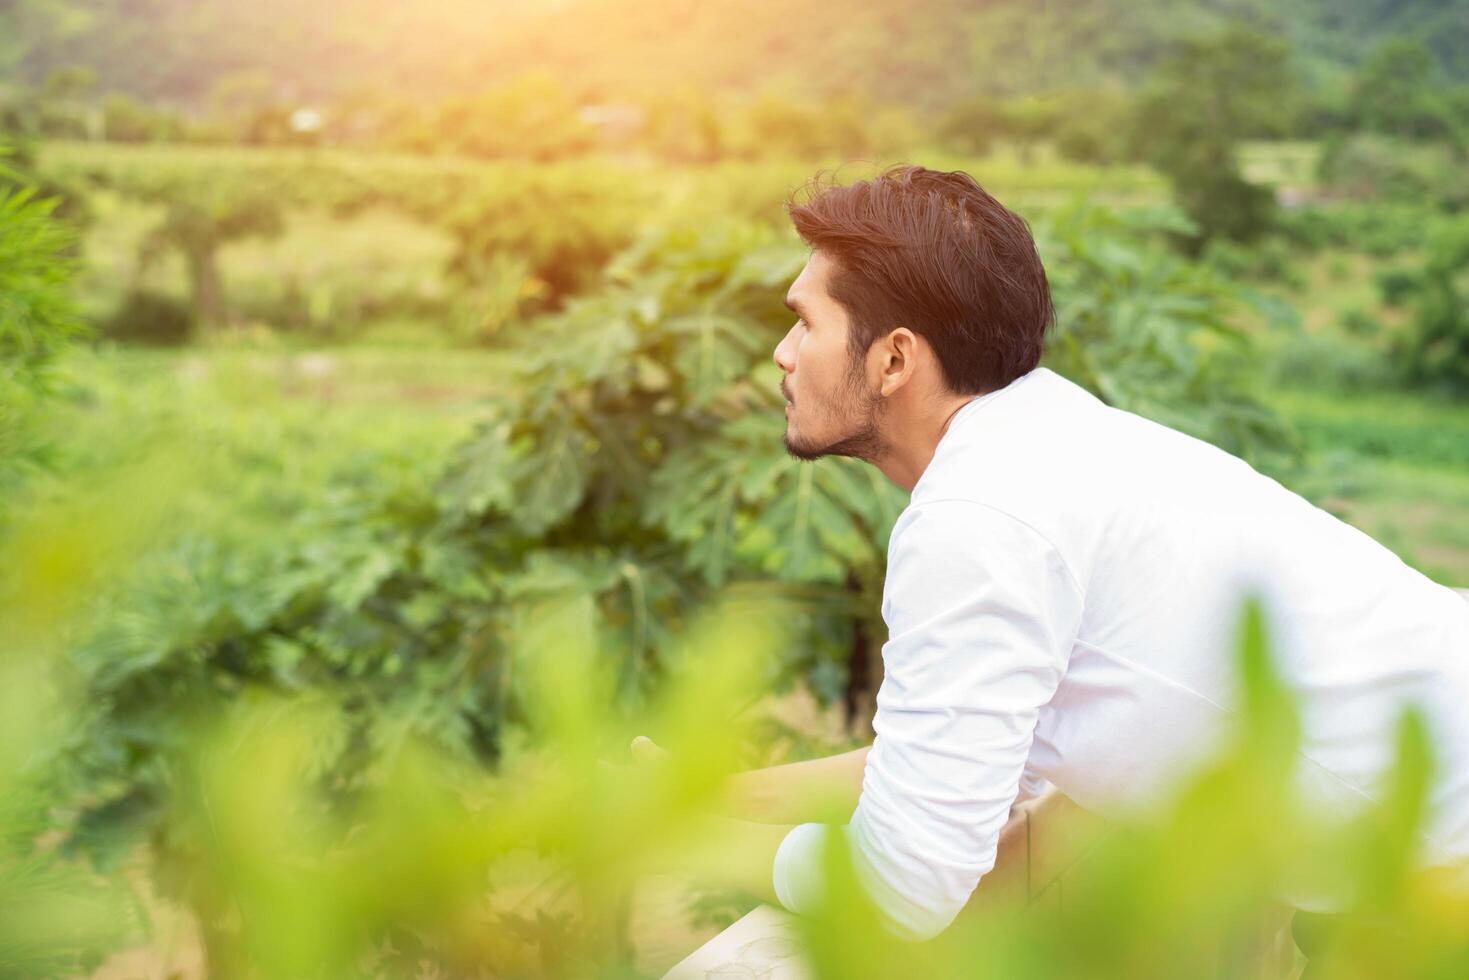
772 366 1469 941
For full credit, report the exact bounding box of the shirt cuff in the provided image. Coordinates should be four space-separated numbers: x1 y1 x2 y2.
772 822 829 913
772 817 969 942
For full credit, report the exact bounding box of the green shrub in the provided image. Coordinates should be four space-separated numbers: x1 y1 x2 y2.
1278 201 1437 258
1392 215 1469 392
1318 134 1469 211
1039 200 1299 471
0 154 128 975
936 98 1002 157
0 177 84 510
1338 307 1380 338
1049 89 1131 166
1200 235 1307 288
442 165 655 311
1378 266 1420 308
100 289 195 346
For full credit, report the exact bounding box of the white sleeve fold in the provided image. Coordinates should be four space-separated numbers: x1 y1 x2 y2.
771 501 1084 941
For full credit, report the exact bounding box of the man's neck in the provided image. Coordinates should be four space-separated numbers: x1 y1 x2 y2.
870 394 979 493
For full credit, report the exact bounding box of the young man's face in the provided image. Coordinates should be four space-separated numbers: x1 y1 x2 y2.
772 250 884 463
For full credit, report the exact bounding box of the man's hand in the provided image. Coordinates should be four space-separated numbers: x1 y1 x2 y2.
629 735 668 764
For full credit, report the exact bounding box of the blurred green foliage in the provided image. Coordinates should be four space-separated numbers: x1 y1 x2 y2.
1127 25 1289 247
132 182 286 331
0 150 85 516
101 288 196 346
7 469 1468 975
1038 201 1298 471
1388 215 1469 393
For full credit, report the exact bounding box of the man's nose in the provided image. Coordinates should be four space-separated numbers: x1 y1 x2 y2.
773 324 798 373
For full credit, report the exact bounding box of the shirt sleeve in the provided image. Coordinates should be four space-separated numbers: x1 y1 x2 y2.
772 500 1084 941
1013 762 1052 808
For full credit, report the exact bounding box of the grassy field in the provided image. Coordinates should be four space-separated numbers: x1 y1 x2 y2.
75 189 460 336
1265 385 1469 586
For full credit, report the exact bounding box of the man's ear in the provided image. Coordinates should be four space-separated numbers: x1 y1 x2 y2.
877 327 920 397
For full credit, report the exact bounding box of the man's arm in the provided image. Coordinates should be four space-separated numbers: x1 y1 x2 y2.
721 746 871 824
629 736 870 825
638 813 794 906
772 501 1084 941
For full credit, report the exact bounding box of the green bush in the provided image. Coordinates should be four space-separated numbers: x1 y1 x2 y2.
1268 330 1399 394
0 153 128 976
1278 201 1437 258
1049 89 1132 166
1377 266 1420 308
100 289 195 346
1392 215 1469 392
0 176 84 511
1318 134 1469 211
1039 201 1298 471
1338 307 1380 338
442 167 653 309
936 98 1002 157
1201 235 1307 288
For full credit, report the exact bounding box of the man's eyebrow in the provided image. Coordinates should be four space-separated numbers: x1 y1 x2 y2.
784 295 814 321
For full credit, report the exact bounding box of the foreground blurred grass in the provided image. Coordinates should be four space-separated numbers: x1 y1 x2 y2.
0 437 795 976
5 451 1467 977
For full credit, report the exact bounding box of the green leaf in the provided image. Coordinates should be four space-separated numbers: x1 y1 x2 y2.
327 549 398 612
663 309 768 407
503 407 594 536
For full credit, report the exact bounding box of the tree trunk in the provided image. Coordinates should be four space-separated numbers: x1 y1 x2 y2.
842 572 879 737
188 246 226 332
190 886 242 980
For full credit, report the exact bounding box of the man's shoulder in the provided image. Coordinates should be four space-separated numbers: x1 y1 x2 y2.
920 367 1269 520
903 367 1325 581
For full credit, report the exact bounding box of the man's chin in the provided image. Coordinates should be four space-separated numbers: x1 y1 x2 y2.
782 432 829 462
782 426 881 464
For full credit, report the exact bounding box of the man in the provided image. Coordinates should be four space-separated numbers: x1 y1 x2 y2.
640 164 1469 948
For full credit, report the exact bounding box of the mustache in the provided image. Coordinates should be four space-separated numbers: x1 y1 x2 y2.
780 380 792 403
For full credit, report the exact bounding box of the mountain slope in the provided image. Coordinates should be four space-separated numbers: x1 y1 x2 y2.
7 0 1466 109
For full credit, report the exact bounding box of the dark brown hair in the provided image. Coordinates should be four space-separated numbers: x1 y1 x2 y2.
785 164 1055 395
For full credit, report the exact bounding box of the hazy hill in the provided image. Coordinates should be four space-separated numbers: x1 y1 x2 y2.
6 0 1467 110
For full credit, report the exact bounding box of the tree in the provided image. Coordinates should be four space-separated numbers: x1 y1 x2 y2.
1050 87 1132 165
419 73 599 161
1389 215 1469 393
1127 25 1293 248
1000 94 1062 164
641 86 724 163
1350 38 1452 142
136 185 284 331
937 96 1003 157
